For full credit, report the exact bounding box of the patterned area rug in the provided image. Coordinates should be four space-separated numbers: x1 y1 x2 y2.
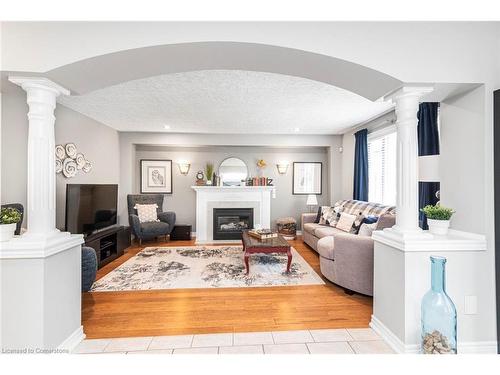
91 245 324 291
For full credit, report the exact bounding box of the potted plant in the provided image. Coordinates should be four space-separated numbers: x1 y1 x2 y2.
0 207 22 242
421 204 455 235
205 163 214 185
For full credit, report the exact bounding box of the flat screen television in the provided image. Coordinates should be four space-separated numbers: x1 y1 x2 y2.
65 184 118 236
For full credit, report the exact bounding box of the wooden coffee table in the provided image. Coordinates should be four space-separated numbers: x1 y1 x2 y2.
241 231 292 274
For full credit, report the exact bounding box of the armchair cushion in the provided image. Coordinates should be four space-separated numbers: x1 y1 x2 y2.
141 221 170 237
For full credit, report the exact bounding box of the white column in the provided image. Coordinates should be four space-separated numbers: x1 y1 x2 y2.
8 77 70 237
386 86 433 238
1 77 85 352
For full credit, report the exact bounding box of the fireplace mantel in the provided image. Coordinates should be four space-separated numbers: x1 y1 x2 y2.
191 186 274 243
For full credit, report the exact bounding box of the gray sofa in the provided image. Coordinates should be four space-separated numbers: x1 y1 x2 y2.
127 194 176 245
302 199 396 296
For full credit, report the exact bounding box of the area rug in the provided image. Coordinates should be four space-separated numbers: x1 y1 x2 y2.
91 245 324 292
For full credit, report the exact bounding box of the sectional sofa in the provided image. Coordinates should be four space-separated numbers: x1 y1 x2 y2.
301 199 396 296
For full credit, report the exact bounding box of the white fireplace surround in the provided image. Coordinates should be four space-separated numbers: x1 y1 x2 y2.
191 186 274 243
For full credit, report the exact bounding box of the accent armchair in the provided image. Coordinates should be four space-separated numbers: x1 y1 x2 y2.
127 194 176 245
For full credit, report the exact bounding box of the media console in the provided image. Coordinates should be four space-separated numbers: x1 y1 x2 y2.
84 225 131 268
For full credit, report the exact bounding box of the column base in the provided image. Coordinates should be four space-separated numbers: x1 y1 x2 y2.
0 231 84 259
384 226 434 241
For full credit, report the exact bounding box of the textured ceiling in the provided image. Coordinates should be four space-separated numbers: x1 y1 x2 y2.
58 70 393 134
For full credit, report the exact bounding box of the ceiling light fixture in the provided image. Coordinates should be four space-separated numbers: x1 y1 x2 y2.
163 125 171 130
294 127 300 132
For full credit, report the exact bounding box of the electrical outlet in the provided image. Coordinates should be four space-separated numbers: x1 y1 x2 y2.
464 295 478 315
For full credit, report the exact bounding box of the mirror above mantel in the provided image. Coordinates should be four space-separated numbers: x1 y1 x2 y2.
218 157 248 186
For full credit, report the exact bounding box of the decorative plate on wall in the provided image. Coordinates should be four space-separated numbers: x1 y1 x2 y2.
65 143 77 158
55 145 66 160
55 159 63 174
82 160 92 173
62 158 77 178
55 143 92 178
75 153 86 170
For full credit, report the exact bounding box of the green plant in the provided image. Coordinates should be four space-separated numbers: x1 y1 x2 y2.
0 207 22 225
421 204 455 221
205 163 214 181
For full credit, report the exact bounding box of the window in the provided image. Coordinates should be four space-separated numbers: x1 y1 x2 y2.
368 127 397 206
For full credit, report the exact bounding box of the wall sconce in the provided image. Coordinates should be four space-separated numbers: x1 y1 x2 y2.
178 163 191 175
276 163 289 175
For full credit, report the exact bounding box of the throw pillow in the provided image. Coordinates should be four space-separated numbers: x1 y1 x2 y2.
350 212 366 234
336 212 357 232
314 206 322 223
318 206 334 225
134 204 159 223
328 205 344 227
363 215 379 225
358 222 378 237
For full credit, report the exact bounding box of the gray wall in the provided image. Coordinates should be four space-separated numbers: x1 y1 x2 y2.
1 88 120 230
134 145 330 231
440 86 485 234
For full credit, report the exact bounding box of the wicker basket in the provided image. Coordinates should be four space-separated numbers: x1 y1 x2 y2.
276 217 297 240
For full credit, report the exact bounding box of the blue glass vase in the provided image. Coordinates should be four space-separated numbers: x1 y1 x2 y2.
421 256 457 354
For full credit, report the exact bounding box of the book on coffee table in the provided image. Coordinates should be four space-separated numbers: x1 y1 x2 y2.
247 229 278 240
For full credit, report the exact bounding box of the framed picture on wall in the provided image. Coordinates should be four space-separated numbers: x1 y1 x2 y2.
292 162 322 195
140 159 173 194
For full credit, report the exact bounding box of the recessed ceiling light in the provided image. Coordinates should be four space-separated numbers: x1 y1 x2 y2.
163 125 171 130
294 127 300 132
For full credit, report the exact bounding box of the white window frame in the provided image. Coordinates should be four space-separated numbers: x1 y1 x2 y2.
367 125 397 206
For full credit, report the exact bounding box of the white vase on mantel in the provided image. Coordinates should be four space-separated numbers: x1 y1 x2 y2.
206 180 212 186
427 219 450 236
0 223 17 242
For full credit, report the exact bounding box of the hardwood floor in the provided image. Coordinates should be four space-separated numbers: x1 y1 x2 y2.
82 237 373 339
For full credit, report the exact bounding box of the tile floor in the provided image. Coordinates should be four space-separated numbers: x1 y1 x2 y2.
74 328 395 354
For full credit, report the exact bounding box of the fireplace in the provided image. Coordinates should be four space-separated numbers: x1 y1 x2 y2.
213 208 254 240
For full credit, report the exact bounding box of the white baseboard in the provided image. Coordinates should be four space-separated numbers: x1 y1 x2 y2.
58 325 85 353
458 341 498 354
370 315 419 353
370 315 498 354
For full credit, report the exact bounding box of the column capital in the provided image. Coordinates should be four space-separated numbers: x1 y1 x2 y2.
8 76 70 96
384 85 434 103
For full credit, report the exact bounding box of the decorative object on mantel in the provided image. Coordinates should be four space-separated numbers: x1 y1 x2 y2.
276 217 297 240
205 163 214 185
256 158 267 176
246 177 273 186
195 170 205 185
421 204 455 235
0 206 22 242
293 162 322 195
306 194 318 213
140 159 173 194
55 143 92 178
276 162 289 174
421 256 457 354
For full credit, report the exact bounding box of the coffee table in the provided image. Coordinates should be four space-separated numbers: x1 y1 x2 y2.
241 231 292 274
